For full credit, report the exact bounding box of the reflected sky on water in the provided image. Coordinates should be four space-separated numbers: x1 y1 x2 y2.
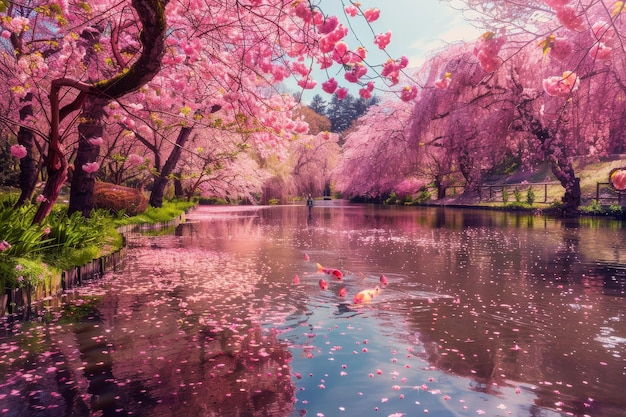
1 202 625 417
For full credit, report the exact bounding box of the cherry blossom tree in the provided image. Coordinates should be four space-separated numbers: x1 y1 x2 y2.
1 0 169 223
333 99 417 200
174 129 271 203
446 0 626 212
288 130 340 198
2 0 417 222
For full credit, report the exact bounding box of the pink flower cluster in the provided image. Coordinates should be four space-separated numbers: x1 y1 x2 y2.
434 73 452 90
474 31 506 72
88 137 104 146
127 153 144 167
542 71 579 97
359 82 375 99
374 31 392 50
0 240 11 252
547 36 572 61
343 5 379 22
545 1 585 32
82 162 100 174
400 85 418 102
381 56 409 86
322 78 338 94
344 63 367 83
589 21 614 61
10 144 27 159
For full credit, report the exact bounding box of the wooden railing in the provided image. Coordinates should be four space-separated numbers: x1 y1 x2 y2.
477 182 559 203
595 182 626 205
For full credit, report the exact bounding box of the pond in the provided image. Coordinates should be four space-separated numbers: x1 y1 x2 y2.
1 202 626 417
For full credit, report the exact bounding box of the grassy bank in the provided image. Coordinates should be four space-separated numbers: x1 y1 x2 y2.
0 195 195 296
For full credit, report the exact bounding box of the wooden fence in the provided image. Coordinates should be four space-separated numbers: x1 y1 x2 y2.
439 182 625 206
477 182 560 203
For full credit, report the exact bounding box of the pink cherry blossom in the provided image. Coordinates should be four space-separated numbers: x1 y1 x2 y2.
127 153 144 167
544 0 570 8
400 85 418 102
36 194 48 203
589 43 612 61
352 46 367 63
592 21 615 41
359 82 375 98
88 137 104 146
555 5 585 31
549 37 572 61
382 59 399 77
297 77 317 89
317 16 339 34
322 78 338 94
82 162 100 174
398 55 409 69
0 240 11 252
332 41 351 64
542 71 579 97
344 64 367 83
374 31 392 50
434 73 451 89
345 5 358 17
336 87 348 100
476 50 500 72
474 31 506 72
10 144 27 159
363 8 380 22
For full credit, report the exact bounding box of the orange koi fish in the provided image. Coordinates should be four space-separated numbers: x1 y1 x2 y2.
317 263 343 279
353 286 380 304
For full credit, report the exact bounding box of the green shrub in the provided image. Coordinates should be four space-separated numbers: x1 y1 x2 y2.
580 200 604 215
526 188 536 205
385 192 398 205
502 187 509 203
119 200 194 225
413 190 432 205
0 256 50 289
514 189 523 203
198 196 227 205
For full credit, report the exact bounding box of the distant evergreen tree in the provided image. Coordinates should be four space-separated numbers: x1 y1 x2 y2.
328 94 355 133
309 94 327 115
354 95 380 119
325 93 379 134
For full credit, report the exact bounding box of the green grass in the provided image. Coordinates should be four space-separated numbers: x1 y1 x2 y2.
116 200 195 225
0 194 196 292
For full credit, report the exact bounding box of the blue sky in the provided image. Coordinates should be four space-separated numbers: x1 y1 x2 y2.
294 0 482 103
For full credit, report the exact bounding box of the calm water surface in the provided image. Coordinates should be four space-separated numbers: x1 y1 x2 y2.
1 203 625 417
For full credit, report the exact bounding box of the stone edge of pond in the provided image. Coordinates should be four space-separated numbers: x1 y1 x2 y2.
0 213 187 319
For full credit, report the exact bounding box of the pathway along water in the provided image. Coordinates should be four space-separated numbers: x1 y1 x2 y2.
1 203 625 417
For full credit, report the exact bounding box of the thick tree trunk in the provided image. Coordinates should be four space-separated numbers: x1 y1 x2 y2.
548 152 581 214
32 141 67 224
518 95 581 215
15 95 38 207
174 172 184 198
149 127 192 208
68 97 106 217
458 151 478 192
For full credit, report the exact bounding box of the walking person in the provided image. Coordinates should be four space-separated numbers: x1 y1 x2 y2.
306 194 314 215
